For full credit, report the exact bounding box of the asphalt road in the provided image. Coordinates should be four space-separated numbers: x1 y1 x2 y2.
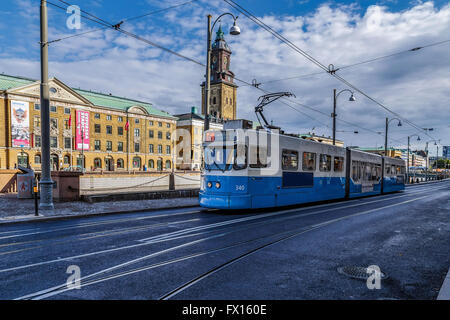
0 180 449 300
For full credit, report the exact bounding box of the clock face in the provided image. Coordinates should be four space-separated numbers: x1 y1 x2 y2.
212 56 217 63
223 57 228 68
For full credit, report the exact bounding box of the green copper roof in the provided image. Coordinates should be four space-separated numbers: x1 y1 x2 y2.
0 74 34 90
73 89 176 119
216 25 224 40
0 73 176 119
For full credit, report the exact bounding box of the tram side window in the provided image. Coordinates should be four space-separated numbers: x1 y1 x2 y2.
249 145 268 168
385 165 391 175
282 150 298 171
396 166 402 174
319 154 332 172
302 152 316 171
352 161 360 182
391 165 395 174
334 156 344 172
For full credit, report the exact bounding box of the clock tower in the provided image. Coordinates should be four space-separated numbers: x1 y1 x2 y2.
201 26 238 120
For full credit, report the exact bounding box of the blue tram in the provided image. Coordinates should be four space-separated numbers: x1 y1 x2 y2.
199 122 406 210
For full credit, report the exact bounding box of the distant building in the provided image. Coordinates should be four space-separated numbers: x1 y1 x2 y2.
357 147 403 158
0 74 177 171
443 146 450 159
174 107 223 171
298 133 344 147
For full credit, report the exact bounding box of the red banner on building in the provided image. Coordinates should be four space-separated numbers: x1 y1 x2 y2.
75 110 89 150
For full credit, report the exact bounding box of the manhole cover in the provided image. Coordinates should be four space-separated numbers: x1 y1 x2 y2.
337 266 388 280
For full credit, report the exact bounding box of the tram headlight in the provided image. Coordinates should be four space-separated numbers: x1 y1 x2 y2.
215 182 221 189
207 181 212 188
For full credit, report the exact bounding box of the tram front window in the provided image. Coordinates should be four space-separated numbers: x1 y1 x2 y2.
204 145 246 171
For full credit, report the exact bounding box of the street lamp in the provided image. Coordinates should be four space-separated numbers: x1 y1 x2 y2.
203 13 240 132
425 139 439 181
384 117 402 157
332 89 356 145
407 134 420 183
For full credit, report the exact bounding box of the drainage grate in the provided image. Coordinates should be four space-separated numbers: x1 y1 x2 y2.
337 266 388 280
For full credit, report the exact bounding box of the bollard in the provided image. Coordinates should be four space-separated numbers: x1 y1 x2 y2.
169 172 175 191
33 185 39 217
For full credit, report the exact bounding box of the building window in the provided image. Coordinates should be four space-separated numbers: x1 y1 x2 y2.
94 158 102 169
118 142 123 152
149 159 154 168
134 128 140 137
166 132 171 140
282 150 298 171
302 152 316 171
64 107 70 114
117 158 124 169
64 137 71 149
94 113 100 119
158 144 163 154
106 125 112 134
149 130 154 138
34 117 41 128
64 119 70 130
134 143 140 153
166 123 171 128
106 115 112 121
118 116 123 122
118 127 123 135
50 118 58 129
158 131 162 139
35 135 41 148
64 155 70 164
132 157 141 168
319 154 332 172
135 118 140 124
34 154 41 164
158 122 162 127
77 156 85 168
94 124 101 133
149 120 154 126
95 140 101 151
50 136 58 148
50 105 57 112
106 141 112 151
165 160 171 169
149 144 154 153
166 145 171 155
34 104 40 110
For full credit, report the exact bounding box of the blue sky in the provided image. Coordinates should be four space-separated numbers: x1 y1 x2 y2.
0 0 449 150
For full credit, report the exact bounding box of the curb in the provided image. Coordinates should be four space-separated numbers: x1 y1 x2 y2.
0 203 200 226
437 267 450 300
406 178 450 187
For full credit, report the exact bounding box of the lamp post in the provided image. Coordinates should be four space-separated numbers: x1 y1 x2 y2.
384 117 402 156
332 89 356 145
407 134 420 183
203 13 240 132
39 0 53 210
425 140 438 181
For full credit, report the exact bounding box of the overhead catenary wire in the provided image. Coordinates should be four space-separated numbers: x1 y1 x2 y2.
47 0 411 147
47 0 200 44
222 0 439 142
242 39 450 86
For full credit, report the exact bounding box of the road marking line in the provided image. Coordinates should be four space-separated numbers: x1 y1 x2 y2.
22 194 430 300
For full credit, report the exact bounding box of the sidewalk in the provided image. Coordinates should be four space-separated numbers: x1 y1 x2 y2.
438 267 450 300
0 192 199 224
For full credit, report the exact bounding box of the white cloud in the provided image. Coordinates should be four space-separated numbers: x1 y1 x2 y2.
0 0 448 149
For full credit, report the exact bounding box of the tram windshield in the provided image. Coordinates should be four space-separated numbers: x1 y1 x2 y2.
204 144 247 171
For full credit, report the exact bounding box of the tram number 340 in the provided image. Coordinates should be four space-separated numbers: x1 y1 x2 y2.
235 185 246 191
226 304 267 315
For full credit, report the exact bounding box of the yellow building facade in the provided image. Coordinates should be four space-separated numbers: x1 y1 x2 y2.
0 74 177 172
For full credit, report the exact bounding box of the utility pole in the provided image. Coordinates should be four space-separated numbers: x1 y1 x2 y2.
384 117 388 156
39 0 54 210
332 89 337 146
203 15 212 133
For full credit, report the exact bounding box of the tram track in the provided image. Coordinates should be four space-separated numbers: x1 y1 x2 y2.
0 183 446 275
13 190 436 300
